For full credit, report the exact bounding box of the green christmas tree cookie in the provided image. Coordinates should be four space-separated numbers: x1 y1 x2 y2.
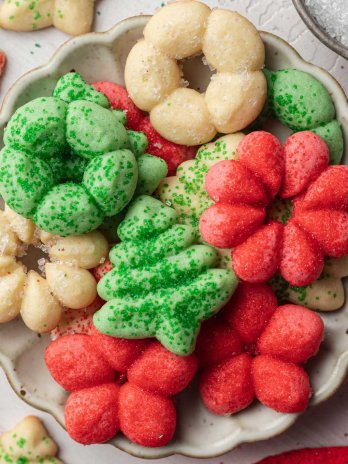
94 195 238 356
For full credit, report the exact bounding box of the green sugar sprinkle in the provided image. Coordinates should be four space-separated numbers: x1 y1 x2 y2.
16 438 26 449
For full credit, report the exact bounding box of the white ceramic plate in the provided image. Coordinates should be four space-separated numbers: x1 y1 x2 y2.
0 16 348 460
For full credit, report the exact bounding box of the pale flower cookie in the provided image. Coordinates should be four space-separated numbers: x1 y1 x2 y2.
0 416 63 463
125 0 266 145
158 132 245 230
0 0 96 35
4 204 37 245
0 257 26 323
271 256 348 312
0 206 108 331
48 231 108 269
21 271 62 332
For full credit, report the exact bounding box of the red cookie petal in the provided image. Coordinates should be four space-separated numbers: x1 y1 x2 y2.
280 219 324 286
232 221 283 283
223 282 278 345
257 305 324 363
90 326 149 373
237 131 284 199
65 383 120 444
92 81 144 130
139 116 196 173
195 318 243 367
92 259 112 282
280 131 329 199
127 341 198 396
252 355 311 413
199 203 266 248
199 353 254 415
295 166 348 212
119 383 176 447
44 334 115 391
0 50 6 78
205 160 268 206
294 210 348 257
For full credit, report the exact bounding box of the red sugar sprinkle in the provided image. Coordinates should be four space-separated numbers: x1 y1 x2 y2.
295 165 348 211
294 210 348 257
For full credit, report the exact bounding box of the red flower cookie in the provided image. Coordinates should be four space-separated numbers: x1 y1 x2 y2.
45 331 198 447
197 282 324 415
200 131 348 286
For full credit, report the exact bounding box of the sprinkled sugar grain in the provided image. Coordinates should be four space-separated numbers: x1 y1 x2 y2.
304 0 348 47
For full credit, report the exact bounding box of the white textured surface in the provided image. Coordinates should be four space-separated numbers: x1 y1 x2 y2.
304 0 348 47
0 1 347 463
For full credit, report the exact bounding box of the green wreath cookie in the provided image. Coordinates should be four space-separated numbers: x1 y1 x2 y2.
0 73 167 236
94 195 238 355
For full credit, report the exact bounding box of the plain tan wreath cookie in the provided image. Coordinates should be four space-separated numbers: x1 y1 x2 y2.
0 206 107 332
125 0 266 145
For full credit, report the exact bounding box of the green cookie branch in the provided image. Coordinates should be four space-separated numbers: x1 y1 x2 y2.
0 73 167 236
94 195 238 356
